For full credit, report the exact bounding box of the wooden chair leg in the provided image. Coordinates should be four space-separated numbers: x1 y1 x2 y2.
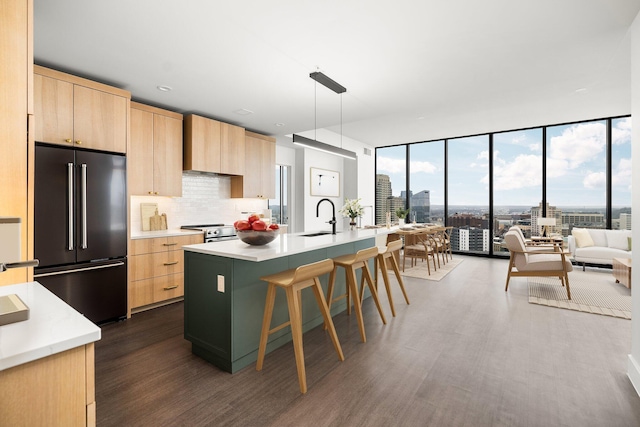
389 255 410 305
362 263 387 325
347 266 367 343
564 271 571 300
379 255 396 317
285 286 307 394
505 257 515 292
311 278 344 361
256 283 277 371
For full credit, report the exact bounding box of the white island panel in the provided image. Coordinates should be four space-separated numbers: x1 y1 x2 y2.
183 228 396 262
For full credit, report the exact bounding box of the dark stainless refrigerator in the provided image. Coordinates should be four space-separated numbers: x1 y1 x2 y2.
33 143 127 325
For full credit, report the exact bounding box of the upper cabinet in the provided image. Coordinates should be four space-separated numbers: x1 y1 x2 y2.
183 114 245 175
34 65 129 153
230 131 275 199
130 102 183 197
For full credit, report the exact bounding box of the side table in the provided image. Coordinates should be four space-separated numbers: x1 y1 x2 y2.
613 257 632 289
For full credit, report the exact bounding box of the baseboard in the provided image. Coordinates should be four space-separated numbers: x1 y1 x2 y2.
627 354 640 397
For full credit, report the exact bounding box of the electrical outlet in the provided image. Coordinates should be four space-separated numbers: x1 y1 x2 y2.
217 275 224 293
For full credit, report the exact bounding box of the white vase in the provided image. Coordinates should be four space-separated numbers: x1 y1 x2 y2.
398 218 405 226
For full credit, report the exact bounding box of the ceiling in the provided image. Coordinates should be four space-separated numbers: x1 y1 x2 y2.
34 1 640 149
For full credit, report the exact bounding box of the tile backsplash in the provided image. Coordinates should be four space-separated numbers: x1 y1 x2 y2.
130 172 268 232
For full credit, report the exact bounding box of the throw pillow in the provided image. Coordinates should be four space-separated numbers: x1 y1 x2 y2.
589 229 608 247
607 231 630 250
572 228 594 248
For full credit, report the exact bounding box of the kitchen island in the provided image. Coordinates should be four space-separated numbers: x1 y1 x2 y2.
183 228 393 373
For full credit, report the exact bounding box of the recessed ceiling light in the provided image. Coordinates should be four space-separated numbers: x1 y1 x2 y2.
275 123 285 127
575 88 587 93
156 85 172 92
234 108 254 115
417 116 425 120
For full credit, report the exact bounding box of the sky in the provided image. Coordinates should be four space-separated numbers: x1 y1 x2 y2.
376 117 632 209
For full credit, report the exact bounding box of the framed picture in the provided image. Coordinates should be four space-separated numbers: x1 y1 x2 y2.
310 167 339 197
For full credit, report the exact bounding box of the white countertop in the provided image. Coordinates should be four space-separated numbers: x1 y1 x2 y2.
130 229 203 239
0 282 101 371
183 227 397 262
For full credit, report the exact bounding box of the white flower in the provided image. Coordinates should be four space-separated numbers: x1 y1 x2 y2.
339 198 364 219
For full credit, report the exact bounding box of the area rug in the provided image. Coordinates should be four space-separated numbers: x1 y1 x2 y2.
528 270 631 319
399 257 463 281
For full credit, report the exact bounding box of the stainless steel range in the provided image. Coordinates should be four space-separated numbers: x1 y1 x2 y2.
180 224 237 243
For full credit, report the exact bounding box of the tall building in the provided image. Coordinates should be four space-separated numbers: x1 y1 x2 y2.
375 174 392 224
619 213 632 230
531 202 562 236
411 190 431 223
455 226 490 252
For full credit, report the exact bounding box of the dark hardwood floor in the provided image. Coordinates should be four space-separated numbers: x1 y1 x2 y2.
96 256 640 426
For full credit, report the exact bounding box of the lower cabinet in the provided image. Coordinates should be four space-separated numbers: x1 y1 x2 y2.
129 234 203 311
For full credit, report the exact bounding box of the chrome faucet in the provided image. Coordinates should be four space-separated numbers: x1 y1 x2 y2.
316 198 337 235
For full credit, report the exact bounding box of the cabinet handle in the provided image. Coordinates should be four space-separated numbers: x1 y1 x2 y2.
154 192 159 195
65 138 72 143
163 261 179 266
163 243 177 246
75 140 82 145
148 191 153 195
163 285 179 290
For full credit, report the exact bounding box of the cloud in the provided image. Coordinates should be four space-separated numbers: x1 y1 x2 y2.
409 160 438 174
493 154 542 190
478 150 489 160
376 156 406 174
529 143 540 151
548 122 605 168
613 117 631 145
613 157 632 189
583 171 605 189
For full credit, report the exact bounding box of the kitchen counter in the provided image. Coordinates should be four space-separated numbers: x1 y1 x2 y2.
130 228 203 239
0 281 101 426
183 227 395 261
0 281 101 371
183 227 395 373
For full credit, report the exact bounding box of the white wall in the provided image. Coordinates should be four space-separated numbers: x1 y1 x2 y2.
628 10 640 395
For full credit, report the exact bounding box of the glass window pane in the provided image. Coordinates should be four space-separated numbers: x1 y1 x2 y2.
376 146 406 225
447 135 490 254
612 117 632 231
409 141 444 225
546 120 607 236
493 128 542 255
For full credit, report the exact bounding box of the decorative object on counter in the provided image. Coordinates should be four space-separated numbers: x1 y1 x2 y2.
149 209 168 231
141 203 158 231
0 293 29 326
310 167 340 197
234 214 279 245
386 212 391 229
339 198 364 230
396 208 409 226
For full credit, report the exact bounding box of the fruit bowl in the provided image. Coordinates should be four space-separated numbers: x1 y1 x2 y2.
236 229 278 246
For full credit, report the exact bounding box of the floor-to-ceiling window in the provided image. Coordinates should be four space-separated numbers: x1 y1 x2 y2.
546 120 607 236
611 117 632 231
447 135 490 254
409 141 444 225
375 115 630 257
492 128 543 255
375 146 407 225
269 165 289 225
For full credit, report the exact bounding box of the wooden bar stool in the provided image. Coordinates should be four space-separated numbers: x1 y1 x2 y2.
256 258 344 394
326 246 387 343
376 239 410 317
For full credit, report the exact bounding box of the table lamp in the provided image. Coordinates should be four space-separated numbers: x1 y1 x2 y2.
538 217 556 237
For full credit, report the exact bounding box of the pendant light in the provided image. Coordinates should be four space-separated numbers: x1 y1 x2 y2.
293 71 356 160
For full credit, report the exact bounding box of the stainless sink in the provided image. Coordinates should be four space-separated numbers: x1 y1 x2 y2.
301 231 335 237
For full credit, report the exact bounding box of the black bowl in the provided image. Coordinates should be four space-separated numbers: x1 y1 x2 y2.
236 229 278 246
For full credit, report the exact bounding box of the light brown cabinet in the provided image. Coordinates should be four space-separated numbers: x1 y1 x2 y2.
184 114 245 175
34 66 129 153
130 102 183 197
230 131 276 199
129 234 203 311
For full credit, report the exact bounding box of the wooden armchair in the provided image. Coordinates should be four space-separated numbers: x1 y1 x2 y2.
504 229 573 299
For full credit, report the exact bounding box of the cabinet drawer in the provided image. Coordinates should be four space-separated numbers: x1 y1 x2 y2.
130 273 184 308
130 234 203 255
130 251 183 281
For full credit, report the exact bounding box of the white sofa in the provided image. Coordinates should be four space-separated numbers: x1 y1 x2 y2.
567 228 632 270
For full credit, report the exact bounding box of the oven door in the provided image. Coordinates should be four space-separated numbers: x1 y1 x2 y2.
205 236 238 243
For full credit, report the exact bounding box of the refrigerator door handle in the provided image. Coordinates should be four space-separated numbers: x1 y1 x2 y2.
34 261 126 278
81 163 88 249
67 162 74 251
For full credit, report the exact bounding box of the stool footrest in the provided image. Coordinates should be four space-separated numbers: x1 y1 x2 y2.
269 321 291 335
